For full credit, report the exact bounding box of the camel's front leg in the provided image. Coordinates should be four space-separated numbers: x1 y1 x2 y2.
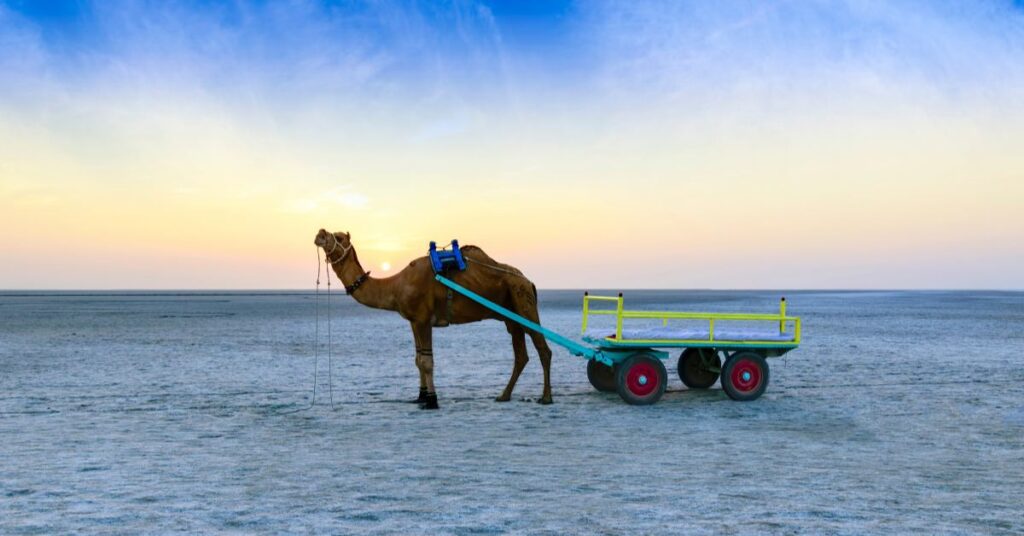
412 322 439 410
407 323 429 404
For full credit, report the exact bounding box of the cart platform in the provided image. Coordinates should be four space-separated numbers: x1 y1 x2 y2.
584 326 797 345
581 292 800 352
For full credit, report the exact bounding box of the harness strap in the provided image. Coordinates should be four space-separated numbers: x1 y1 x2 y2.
446 288 453 325
326 235 352 265
345 271 371 294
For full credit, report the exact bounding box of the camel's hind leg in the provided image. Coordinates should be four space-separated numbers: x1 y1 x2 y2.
496 321 529 402
510 284 554 404
528 329 554 404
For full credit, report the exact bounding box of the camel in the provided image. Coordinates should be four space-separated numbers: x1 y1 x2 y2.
313 229 554 409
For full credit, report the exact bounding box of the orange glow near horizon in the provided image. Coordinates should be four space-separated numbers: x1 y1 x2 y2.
3 110 1024 289
2 2 1023 289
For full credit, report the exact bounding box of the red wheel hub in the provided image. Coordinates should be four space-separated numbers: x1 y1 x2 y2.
626 361 659 396
730 358 762 392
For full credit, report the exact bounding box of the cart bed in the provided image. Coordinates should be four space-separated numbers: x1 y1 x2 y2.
582 293 801 351
584 326 796 343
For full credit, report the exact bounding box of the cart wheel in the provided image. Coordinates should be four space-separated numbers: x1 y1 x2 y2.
586 359 617 392
677 348 720 389
615 353 667 405
721 352 769 401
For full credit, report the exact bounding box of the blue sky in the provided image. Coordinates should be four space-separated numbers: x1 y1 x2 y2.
5 1 1023 113
1 1 1023 288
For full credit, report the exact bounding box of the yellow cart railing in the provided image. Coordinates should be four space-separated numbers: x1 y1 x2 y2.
581 292 801 348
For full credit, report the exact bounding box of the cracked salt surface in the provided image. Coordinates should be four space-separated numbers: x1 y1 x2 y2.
1 290 1022 534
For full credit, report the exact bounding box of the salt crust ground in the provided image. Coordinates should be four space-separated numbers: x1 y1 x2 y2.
1 290 1022 534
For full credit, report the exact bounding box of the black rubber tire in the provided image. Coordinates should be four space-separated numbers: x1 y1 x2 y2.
721 352 770 401
586 359 617 392
615 353 668 406
677 348 720 389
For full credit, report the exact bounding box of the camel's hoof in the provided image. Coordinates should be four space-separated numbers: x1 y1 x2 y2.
407 388 429 404
537 397 553 405
495 394 511 402
419 393 439 410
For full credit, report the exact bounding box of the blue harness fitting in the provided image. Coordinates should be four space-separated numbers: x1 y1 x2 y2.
429 240 467 274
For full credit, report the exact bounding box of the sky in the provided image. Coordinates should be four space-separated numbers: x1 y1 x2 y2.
1 0 1022 289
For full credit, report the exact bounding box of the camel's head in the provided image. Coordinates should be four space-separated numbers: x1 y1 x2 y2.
314 229 352 256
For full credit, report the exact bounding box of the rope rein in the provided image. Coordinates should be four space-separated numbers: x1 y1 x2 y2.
277 248 324 414
285 246 342 413
313 250 321 408
325 253 337 409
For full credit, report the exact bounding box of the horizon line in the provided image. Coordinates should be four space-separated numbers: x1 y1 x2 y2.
1 288 1021 294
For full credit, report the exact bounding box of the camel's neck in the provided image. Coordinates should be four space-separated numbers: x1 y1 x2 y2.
325 245 398 311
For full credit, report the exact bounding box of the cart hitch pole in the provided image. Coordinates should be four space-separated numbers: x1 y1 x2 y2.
433 274 603 362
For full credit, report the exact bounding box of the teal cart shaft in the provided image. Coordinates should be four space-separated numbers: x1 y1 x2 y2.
434 275 603 361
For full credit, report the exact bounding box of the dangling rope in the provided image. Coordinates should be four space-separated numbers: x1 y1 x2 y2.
325 253 337 410
283 247 343 413
277 248 323 414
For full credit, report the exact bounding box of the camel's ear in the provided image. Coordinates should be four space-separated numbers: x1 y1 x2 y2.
344 231 351 239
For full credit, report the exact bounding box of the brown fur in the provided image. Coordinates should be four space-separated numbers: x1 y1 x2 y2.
314 229 554 405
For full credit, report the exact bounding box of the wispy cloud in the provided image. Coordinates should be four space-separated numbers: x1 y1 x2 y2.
0 0 513 131
282 187 370 214
586 0 1024 111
